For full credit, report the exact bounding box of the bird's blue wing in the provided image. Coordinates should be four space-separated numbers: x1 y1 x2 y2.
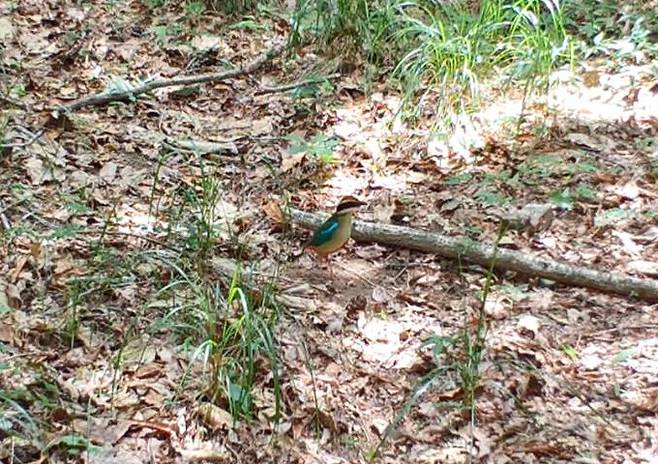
309 215 340 246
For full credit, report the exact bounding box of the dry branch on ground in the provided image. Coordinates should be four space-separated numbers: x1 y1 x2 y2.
56 41 287 113
289 209 658 302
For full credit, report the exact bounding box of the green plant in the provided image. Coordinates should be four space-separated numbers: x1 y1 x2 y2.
291 0 404 64
44 434 102 457
445 172 474 186
549 187 573 210
228 18 269 31
180 168 224 263
291 79 334 100
574 183 597 201
185 0 206 17
644 208 657 220
49 224 85 240
150 24 183 45
10 82 27 98
161 265 282 421
286 133 340 165
565 0 658 61
647 162 658 185
0 112 7 146
206 0 259 14
63 281 83 349
142 157 283 420
0 389 40 441
142 0 166 9
476 187 511 206
595 207 631 225
561 344 578 361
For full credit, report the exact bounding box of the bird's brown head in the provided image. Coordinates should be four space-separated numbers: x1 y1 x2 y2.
335 195 366 214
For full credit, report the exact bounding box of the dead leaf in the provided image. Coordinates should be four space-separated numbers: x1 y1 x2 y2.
415 274 440 286
354 244 385 260
372 202 395 223
517 314 540 337
99 161 118 182
0 17 15 42
440 198 462 213
622 388 658 412
614 180 640 200
25 157 65 184
120 336 157 369
134 362 163 379
612 231 642 257
198 403 234 430
581 353 604 370
262 200 285 225
4 283 21 308
484 297 510 319
9 255 28 283
190 34 224 51
627 260 658 277
566 133 603 151
76 325 100 349
345 295 367 318
252 117 274 135
0 320 12 344
179 448 231 462
623 87 640 105
583 70 600 87
0 276 9 310
281 152 306 172
334 120 360 139
372 286 393 303
72 418 132 445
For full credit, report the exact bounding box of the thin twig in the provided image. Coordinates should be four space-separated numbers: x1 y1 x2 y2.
0 128 45 149
587 324 658 337
0 206 10 231
0 94 29 110
336 261 379 287
254 73 341 95
0 196 30 230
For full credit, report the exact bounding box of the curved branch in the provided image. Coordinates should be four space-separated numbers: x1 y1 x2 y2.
58 41 288 113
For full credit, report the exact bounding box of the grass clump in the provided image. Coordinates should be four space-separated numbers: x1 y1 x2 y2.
394 0 571 119
293 0 571 121
155 260 282 421
148 162 283 422
292 0 405 65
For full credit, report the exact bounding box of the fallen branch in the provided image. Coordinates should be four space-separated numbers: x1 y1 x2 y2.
163 137 239 156
0 126 45 149
289 209 658 302
57 41 287 113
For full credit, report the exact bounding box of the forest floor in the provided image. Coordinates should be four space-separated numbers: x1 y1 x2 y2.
1 1 658 463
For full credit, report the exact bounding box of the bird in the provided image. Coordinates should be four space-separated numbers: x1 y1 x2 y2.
305 195 366 276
